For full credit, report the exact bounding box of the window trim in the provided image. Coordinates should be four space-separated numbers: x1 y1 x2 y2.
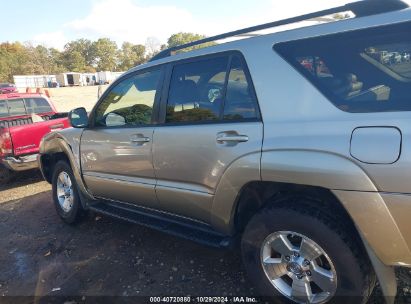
157 50 261 127
88 65 166 129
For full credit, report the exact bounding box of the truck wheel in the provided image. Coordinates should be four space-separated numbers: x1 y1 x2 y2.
241 202 375 303
0 165 14 184
52 161 86 224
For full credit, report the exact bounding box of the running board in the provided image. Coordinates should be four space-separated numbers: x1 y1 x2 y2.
89 201 233 248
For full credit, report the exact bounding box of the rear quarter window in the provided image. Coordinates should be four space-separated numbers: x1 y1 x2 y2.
275 22 411 113
25 98 53 114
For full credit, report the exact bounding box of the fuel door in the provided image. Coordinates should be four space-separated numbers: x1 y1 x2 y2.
350 127 401 164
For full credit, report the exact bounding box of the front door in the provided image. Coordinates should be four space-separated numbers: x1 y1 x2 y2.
153 53 263 223
81 68 163 207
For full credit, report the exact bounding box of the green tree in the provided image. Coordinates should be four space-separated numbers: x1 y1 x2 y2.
49 48 66 73
92 38 118 71
118 42 146 70
166 32 216 53
64 39 94 66
23 44 58 75
61 39 96 72
62 50 87 72
332 13 351 20
0 42 31 82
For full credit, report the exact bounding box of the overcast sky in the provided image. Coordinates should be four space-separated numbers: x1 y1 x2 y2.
1 0 408 49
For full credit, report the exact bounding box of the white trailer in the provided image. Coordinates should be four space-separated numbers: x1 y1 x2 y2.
56 73 84 87
13 75 57 88
96 71 112 84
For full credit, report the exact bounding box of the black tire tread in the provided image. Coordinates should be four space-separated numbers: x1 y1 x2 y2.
242 194 376 303
0 165 15 184
270 196 375 300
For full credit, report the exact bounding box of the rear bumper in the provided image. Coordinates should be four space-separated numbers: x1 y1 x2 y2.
1 154 39 172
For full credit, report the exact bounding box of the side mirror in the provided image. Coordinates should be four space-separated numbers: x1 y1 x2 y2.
69 107 89 128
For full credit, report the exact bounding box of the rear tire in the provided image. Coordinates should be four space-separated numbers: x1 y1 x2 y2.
52 161 86 224
241 198 375 304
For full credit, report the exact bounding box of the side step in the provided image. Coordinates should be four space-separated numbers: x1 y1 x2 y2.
89 201 234 248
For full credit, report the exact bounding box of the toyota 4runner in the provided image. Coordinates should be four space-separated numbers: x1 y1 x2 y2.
38 1 411 302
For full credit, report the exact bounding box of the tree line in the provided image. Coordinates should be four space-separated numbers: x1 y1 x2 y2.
0 33 209 83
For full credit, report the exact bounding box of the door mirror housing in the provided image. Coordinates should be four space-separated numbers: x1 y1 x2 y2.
69 107 89 128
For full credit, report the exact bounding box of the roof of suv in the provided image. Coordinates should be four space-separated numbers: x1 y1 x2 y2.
130 1 411 73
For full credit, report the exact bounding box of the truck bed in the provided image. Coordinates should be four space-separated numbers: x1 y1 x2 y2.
2 114 70 156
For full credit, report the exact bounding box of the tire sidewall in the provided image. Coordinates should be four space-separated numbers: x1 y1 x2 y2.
0 165 14 184
241 207 368 303
52 161 82 224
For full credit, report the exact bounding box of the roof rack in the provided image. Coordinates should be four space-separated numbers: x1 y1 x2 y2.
149 0 409 62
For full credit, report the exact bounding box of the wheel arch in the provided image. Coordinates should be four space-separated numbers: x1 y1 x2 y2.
211 149 379 235
39 133 94 202
211 149 398 299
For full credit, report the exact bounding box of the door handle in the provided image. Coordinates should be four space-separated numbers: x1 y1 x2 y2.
130 135 151 144
217 133 249 143
50 123 65 130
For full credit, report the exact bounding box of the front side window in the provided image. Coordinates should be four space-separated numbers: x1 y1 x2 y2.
275 22 411 113
7 99 26 116
95 69 161 127
25 98 53 114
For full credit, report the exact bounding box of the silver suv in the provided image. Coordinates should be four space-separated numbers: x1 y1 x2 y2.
38 1 411 302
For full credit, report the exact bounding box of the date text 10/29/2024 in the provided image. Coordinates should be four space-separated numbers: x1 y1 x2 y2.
149 297 259 303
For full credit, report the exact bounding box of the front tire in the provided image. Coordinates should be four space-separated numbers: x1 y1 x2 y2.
241 200 375 304
52 161 86 224
0 165 14 184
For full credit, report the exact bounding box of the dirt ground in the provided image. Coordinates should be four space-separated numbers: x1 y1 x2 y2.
1 174 411 303
0 174 254 302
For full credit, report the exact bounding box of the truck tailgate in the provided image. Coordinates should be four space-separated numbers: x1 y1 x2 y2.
9 117 70 156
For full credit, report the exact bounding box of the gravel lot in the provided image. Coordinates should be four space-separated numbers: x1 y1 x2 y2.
0 174 253 302
48 85 108 113
1 173 411 303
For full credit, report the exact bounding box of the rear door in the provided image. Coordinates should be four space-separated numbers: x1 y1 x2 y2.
152 53 263 223
81 68 163 207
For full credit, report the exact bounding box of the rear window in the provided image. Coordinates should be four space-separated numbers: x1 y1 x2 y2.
0 100 8 117
7 99 26 116
25 98 53 114
275 22 411 113
165 53 260 124
166 56 229 123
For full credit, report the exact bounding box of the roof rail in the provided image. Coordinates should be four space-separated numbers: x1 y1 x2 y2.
149 0 409 62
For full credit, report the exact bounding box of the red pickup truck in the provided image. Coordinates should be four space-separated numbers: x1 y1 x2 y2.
0 93 70 183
